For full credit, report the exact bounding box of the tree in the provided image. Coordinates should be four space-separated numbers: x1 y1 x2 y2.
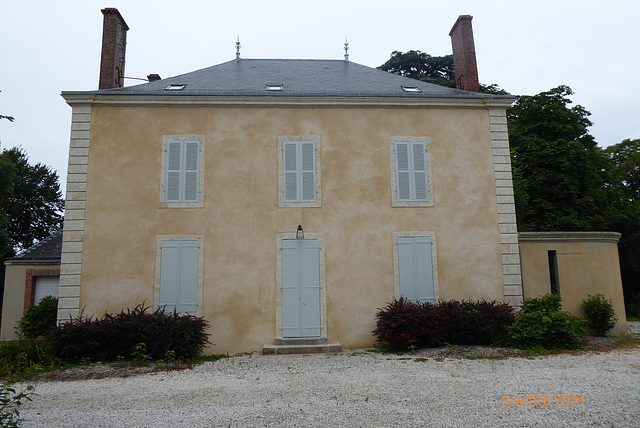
377 50 509 94
603 139 640 316
377 50 456 86
604 139 640 202
507 85 610 231
0 147 64 255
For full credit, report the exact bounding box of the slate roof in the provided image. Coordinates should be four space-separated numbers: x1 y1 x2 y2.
62 59 511 100
7 230 62 262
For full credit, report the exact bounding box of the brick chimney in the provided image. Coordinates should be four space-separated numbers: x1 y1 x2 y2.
449 15 479 92
99 8 129 90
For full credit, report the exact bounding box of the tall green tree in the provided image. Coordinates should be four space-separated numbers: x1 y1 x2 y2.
603 139 640 315
377 50 456 86
377 50 509 94
508 85 610 231
0 147 64 255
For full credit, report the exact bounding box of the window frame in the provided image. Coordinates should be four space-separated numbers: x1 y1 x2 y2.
393 232 439 304
277 136 322 207
159 135 205 208
389 137 433 207
155 235 204 316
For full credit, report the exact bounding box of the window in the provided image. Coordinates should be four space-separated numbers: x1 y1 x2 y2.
401 86 421 92
156 237 203 314
548 250 560 295
160 136 205 208
165 84 186 91
278 136 321 207
390 137 433 207
394 233 438 304
266 84 284 91
34 277 59 305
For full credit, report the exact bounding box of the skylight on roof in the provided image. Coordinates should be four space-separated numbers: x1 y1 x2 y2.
266 84 283 91
165 84 186 91
401 86 421 93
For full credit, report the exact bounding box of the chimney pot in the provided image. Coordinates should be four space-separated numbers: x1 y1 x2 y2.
449 15 480 92
99 8 129 90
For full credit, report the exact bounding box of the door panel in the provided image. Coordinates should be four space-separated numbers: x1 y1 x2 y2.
282 239 321 337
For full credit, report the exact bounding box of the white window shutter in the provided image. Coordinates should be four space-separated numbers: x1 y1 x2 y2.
412 143 428 201
160 240 199 313
166 141 182 202
283 142 298 202
398 236 434 303
395 143 411 201
159 241 181 311
301 142 316 201
184 141 199 202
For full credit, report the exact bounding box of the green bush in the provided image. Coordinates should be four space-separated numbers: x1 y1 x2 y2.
0 340 57 378
581 293 617 336
509 294 587 350
0 382 34 427
520 293 562 314
47 304 210 362
16 296 58 340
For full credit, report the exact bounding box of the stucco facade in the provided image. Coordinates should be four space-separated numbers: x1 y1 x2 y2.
519 232 627 336
58 91 520 353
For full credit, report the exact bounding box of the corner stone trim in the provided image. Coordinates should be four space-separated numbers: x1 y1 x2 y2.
57 104 91 322
490 108 523 307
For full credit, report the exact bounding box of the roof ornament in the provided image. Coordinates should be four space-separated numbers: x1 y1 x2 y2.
236 36 241 59
344 37 349 61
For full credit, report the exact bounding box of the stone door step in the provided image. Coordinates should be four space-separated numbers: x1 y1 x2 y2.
263 343 342 355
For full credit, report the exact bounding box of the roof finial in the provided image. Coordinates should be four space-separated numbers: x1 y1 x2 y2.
236 36 241 59
344 37 349 61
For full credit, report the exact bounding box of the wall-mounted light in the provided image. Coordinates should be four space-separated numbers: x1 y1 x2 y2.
296 225 304 239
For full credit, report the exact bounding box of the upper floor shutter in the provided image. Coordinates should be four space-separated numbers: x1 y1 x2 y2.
395 141 428 202
165 140 200 203
283 140 316 202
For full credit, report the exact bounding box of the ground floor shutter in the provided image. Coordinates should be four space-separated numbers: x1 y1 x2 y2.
159 240 199 312
398 236 435 303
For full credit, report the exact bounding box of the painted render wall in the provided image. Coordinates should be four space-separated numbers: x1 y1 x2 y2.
519 232 627 336
63 103 513 354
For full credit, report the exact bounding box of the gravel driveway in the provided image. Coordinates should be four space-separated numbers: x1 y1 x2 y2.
19 346 640 427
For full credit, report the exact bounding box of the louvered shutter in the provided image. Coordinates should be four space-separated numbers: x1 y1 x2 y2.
412 143 428 201
301 142 316 201
395 142 428 202
398 236 435 303
283 142 298 202
395 143 411 200
160 240 199 313
166 141 182 202
184 141 199 202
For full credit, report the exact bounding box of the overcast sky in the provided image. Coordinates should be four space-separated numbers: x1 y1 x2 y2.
1 0 639 196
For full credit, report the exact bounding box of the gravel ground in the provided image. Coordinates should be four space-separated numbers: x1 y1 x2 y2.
17 344 640 428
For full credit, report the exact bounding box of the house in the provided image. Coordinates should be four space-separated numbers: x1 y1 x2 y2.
0 230 62 340
51 9 624 354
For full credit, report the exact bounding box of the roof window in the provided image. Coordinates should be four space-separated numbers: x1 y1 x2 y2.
401 86 421 93
266 84 283 91
165 84 186 91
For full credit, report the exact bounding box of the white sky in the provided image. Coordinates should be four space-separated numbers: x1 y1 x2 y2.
1 0 639 196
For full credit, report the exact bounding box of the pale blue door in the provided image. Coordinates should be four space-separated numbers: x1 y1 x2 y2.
282 239 321 337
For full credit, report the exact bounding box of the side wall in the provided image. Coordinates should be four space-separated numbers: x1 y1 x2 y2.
519 232 627 335
62 103 516 353
1 262 59 341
